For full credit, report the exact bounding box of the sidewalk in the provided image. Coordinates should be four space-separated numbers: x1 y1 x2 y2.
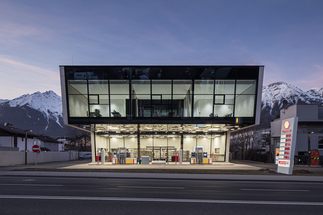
1 159 323 182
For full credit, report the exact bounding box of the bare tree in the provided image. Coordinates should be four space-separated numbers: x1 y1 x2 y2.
69 128 91 151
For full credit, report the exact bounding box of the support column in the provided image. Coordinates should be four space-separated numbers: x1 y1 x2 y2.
91 125 96 163
225 131 231 163
137 124 140 162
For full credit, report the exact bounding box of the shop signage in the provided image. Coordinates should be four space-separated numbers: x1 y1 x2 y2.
277 117 298 175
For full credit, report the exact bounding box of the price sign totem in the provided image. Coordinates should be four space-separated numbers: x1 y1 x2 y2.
277 117 298 175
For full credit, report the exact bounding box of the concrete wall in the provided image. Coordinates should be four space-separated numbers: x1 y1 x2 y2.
0 151 77 166
297 105 318 121
271 120 282 138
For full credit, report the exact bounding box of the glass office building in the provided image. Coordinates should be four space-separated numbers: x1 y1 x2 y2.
60 66 264 164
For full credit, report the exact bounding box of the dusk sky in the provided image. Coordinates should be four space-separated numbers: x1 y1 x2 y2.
1 0 322 99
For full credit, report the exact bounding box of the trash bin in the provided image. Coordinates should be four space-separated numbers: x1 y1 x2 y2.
139 159 142 164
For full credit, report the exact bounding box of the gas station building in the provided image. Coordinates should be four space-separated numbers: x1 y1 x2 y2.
60 65 264 164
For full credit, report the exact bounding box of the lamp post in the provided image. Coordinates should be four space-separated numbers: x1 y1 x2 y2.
308 132 313 166
24 130 32 165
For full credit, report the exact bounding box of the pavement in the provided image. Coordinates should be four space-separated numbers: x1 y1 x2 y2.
1 159 323 182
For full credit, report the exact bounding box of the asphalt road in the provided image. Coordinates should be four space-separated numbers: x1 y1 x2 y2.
0 175 323 214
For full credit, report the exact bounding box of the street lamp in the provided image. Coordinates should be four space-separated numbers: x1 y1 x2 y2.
24 130 32 165
308 131 314 166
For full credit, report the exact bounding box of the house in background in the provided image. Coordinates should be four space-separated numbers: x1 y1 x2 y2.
37 135 64 152
0 124 63 152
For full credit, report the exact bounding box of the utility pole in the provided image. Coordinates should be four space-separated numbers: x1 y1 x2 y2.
25 130 28 165
24 130 32 165
308 132 312 166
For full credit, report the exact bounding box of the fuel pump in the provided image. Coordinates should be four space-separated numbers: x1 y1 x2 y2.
96 149 100 164
196 146 203 164
118 147 126 164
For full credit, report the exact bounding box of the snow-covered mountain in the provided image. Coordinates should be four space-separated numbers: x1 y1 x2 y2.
0 91 66 137
8 91 63 129
261 82 323 126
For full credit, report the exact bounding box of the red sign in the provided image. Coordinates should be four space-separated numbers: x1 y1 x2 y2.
279 161 287 165
32 145 40 153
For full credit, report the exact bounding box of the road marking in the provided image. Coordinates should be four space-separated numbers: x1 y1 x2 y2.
241 189 309 192
0 195 322 206
0 184 62 187
117 186 184 190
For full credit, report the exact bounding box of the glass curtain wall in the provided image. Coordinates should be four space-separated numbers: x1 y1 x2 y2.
194 80 214 117
234 80 256 117
67 80 88 117
67 75 257 119
132 80 151 117
110 80 129 117
183 134 226 162
214 80 235 117
89 80 109 117
152 80 172 117
173 80 192 117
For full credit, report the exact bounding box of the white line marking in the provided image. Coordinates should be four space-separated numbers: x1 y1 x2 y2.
0 184 62 187
0 195 322 206
117 186 184 190
241 189 309 192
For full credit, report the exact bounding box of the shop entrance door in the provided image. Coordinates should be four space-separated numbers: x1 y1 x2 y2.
153 147 167 161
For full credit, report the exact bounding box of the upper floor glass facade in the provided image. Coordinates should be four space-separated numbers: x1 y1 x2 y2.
61 66 263 125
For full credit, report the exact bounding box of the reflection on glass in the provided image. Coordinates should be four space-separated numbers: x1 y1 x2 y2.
194 95 213 117
173 80 192 94
132 80 150 94
152 80 171 94
68 95 88 117
194 80 214 94
215 80 235 94
68 80 87 94
89 80 109 94
110 80 129 94
236 80 256 94
234 95 255 117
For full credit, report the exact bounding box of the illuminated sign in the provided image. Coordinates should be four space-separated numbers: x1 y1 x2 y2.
283 120 290 129
277 117 298 175
279 160 290 167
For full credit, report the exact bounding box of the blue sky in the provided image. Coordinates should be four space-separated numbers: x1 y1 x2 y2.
1 0 323 99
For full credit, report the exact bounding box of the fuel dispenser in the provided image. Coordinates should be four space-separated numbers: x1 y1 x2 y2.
190 147 212 164
118 147 126 164
196 146 203 164
96 149 100 163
